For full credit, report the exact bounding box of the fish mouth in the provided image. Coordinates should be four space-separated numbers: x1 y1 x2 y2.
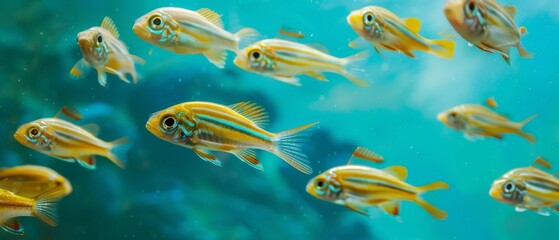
436 112 447 123
346 12 362 30
443 1 464 26
13 133 26 145
233 57 247 70
145 123 156 134
132 23 150 39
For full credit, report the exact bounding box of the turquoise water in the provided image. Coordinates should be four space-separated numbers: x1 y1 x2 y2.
2 0 559 239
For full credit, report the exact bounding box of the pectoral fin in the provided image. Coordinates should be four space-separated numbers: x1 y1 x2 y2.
272 75 301 86
348 37 370 49
104 67 131 83
97 69 108 87
345 203 370 216
70 58 91 79
232 149 263 171
193 148 222 167
1 218 24 235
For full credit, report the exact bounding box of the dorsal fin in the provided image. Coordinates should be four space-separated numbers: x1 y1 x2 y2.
532 156 552 169
196 8 223 29
100 16 120 38
404 18 421 34
383 166 408 181
81 124 100 136
347 147 384 165
54 106 82 120
306 43 330 54
228 102 269 127
503 6 517 18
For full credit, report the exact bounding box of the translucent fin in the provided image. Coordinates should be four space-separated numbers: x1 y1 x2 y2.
104 66 131 84
70 58 91 79
515 206 527 212
404 18 421 33
107 137 129 169
306 44 330 54
383 166 408 181
81 124 100 136
341 50 370 87
516 115 537 143
234 28 259 51
306 71 328 82
271 122 319 174
517 41 534 58
232 149 263 171
348 37 370 49
193 148 222 167
428 39 455 58
272 75 301 86
203 50 227 68
1 218 24 235
76 156 96 170
97 69 107 87
531 156 552 169
228 101 269 127
503 6 517 18
347 147 384 164
33 187 65 227
345 203 370 216
379 200 400 216
54 106 82 120
131 55 146 65
196 8 223 28
100 16 120 38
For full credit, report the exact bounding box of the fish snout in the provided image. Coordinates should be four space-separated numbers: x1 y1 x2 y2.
132 22 151 40
437 112 447 123
443 1 464 26
13 132 25 145
346 12 363 30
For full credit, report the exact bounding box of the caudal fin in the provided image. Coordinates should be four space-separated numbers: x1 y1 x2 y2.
33 188 65 227
516 114 537 143
107 137 130 169
234 28 259 51
428 39 455 58
416 181 449 220
341 51 370 87
271 122 319 174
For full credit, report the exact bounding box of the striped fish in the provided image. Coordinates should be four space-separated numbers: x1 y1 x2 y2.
70 17 145 87
145 101 318 174
133 7 257 68
306 147 449 220
13 107 129 170
347 6 455 58
0 165 72 199
233 39 370 87
490 157 559 216
444 0 533 64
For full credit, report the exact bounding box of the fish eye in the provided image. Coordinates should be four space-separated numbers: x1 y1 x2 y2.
161 116 177 131
96 34 103 43
449 112 457 118
468 2 475 12
503 181 515 193
27 127 40 138
150 16 164 30
465 1 476 15
249 50 262 62
363 12 374 25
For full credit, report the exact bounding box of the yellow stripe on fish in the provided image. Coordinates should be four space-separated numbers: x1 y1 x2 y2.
306 147 449 219
146 101 318 174
133 7 257 68
347 6 455 58
234 39 370 87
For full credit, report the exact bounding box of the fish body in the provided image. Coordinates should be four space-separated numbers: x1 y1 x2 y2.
146 101 317 174
71 17 144 87
444 0 532 63
490 157 559 216
347 6 455 58
0 165 72 198
133 7 257 68
437 104 536 142
306 147 448 219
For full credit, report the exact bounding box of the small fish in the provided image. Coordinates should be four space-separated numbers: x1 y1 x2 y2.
0 187 64 235
489 157 559 216
444 0 533 64
306 147 449 219
146 101 318 174
234 39 370 87
347 6 455 58
71 17 145 87
133 7 257 68
0 165 72 198
13 107 130 170
278 25 306 39
437 103 537 142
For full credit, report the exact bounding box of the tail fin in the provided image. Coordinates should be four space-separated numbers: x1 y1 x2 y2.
516 115 537 143
234 28 259 51
516 29 534 58
416 181 449 220
428 39 455 58
107 137 130 169
33 187 65 227
271 122 319 174
341 51 370 87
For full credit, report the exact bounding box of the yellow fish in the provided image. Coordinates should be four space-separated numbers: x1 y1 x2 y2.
444 0 533 64
306 147 449 220
437 102 537 142
71 17 145 87
133 7 257 68
347 6 455 58
234 39 370 87
146 101 318 174
490 157 559 216
0 165 72 198
13 107 129 170
0 187 64 235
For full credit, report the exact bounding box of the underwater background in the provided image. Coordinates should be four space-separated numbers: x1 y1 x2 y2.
1 0 559 239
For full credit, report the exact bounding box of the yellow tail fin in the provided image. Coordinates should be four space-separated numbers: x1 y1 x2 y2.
415 181 449 219
429 39 455 58
516 115 537 143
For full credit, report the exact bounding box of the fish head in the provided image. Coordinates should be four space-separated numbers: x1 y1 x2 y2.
54 175 73 196
306 170 343 203
444 0 487 42
146 106 196 144
234 42 276 74
14 120 54 152
347 7 383 39
489 177 525 205
76 28 109 67
133 8 179 45
437 108 467 130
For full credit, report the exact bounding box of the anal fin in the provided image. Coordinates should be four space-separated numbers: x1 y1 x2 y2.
193 148 222 167
232 149 263 171
76 156 96 170
1 218 24 235
203 50 227 69
378 200 400 216
306 71 328 82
